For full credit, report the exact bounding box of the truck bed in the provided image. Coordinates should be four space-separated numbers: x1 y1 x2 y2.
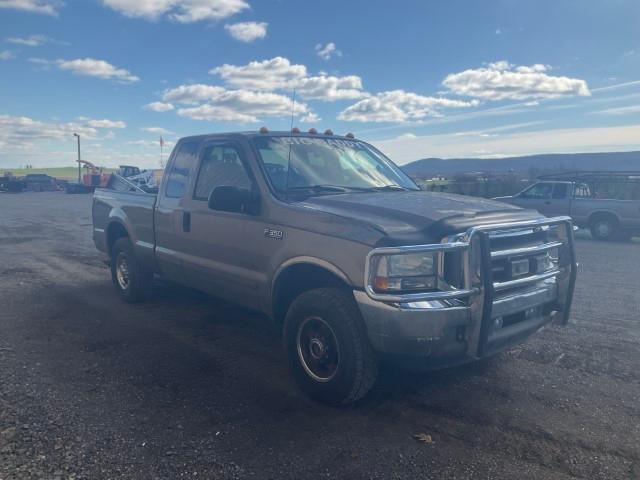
92 184 157 265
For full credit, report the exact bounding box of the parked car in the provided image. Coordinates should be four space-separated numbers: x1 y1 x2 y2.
495 171 640 240
24 173 56 192
92 130 577 405
0 174 25 193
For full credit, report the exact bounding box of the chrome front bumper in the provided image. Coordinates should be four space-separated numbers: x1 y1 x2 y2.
355 217 578 364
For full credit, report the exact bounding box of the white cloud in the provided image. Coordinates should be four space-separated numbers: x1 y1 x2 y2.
315 42 341 60
338 90 478 122
86 118 126 129
296 75 366 101
0 114 97 148
300 112 320 123
211 56 307 90
163 84 226 104
224 21 267 42
209 56 367 101
591 80 640 93
0 50 16 60
373 123 640 165
141 126 172 135
0 0 63 16
128 139 174 148
163 83 312 123
56 58 140 83
144 101 175 112
101 0 248 23
442 61 590 101
592 105 640 115
6 34 46 46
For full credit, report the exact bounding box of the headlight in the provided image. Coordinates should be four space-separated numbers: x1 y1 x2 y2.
370 252 437 293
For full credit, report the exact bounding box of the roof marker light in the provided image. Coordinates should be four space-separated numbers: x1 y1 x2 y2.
345 132 355 139
308 128 318 134
324 129 334 135
259 126 269 134
291 127 300 134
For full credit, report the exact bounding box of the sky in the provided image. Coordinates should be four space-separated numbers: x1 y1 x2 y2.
0 0 639 168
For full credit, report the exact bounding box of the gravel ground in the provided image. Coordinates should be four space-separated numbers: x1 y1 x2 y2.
0 192 639 480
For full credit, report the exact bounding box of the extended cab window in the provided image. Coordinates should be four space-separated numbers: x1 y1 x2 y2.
165 142 198 198
193 144 252 201
574 183 591 198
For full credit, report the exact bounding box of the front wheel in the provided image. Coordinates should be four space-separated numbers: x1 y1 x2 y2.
284 288 378 405
110 238 152 302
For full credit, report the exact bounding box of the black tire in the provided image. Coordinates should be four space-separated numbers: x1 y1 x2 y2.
284 287 377 405
110 238 152 303
590 215 618 241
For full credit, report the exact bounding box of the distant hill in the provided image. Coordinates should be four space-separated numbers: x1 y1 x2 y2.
401 151 640 178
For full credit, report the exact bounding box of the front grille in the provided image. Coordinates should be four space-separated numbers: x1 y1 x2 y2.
486 225 563 295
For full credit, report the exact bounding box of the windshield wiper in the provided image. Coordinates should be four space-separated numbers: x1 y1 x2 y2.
367 184 412 191
285 184 350 195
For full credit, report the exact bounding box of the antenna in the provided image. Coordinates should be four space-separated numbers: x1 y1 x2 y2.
285 88 296 198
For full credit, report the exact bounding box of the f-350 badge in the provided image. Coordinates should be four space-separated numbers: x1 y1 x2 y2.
264 227 283 239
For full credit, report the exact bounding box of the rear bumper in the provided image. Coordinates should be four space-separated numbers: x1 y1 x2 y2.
355 217 577 367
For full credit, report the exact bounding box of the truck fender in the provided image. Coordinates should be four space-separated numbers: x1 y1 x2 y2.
270 256 354 322
587 209 622 224
105 213 134 253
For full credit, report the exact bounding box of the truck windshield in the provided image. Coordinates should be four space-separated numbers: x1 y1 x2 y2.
252 136 419 195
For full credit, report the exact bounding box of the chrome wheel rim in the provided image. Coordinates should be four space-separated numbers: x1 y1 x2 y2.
116 255 130 291
296 316 340 383
596 221 611 237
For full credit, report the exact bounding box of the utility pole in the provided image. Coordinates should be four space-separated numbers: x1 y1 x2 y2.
73 133 81 183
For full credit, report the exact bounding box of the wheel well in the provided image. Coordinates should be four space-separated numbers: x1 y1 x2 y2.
272 263 350 324
106 222 129 253
588 211 619 227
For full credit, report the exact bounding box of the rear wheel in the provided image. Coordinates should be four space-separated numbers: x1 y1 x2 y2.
110 238 152 302
284 288 377 405
590 216 618 241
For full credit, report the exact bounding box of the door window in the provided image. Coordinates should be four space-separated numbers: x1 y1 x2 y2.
520 183 554 199
165 142 198 198
193 145 253 201
552 183 569 199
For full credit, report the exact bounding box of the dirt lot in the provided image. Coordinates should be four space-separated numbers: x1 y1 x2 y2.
0 192 638 480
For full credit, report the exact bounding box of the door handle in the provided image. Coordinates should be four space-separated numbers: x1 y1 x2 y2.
183 211 191 232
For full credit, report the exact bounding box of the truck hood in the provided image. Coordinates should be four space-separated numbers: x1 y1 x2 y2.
299 191 543 246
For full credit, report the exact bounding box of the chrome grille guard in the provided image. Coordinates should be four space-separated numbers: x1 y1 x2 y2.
364 216 578 325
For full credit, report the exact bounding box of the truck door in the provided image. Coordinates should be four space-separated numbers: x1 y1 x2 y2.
543 182 573 217
510 182 555 213
178 140 265 310
511 182 572 217
154 141 199 282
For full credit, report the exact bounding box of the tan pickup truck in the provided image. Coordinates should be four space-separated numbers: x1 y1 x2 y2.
93 130 577 405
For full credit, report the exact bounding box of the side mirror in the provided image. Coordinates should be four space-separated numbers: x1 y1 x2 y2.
208 186 256 213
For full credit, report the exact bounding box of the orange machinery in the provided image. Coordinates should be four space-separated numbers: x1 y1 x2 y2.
78 160 110 189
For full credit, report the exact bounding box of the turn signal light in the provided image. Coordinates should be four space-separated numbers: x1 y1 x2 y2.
373 276 389 291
